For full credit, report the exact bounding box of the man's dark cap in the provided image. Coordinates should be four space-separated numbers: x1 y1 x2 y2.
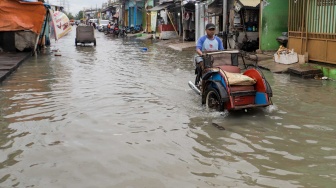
206 23 215 30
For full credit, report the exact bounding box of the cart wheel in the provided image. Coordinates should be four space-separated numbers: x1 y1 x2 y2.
75 38 77 46
93 39 96 46
205 88 224 111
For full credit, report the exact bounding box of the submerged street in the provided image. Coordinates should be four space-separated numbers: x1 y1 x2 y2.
1 28 336 187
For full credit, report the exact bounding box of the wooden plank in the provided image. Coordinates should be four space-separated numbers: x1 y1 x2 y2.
0 52 31 82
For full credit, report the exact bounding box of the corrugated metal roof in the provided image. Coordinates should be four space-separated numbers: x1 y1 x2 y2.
239 0 260 7
148 3 174 11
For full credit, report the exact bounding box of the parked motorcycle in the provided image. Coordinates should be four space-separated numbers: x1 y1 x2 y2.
113 24 120 37
119 27 127 37
104 28 113 35
276 32 288 47
124 26 131 34
130 25 142 34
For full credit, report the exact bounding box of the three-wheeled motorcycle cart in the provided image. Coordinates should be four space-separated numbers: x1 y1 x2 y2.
75 26 96 46
189 50 273 111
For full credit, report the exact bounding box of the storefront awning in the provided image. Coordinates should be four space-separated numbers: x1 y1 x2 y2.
148 3 174 11
207 7 222 14
183 2 195 12
0 0 46 34
207 0 223 14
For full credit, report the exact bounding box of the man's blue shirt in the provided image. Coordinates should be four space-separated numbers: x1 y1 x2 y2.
196 35 224 51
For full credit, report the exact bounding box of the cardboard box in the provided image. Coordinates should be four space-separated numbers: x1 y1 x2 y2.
274 52 298 64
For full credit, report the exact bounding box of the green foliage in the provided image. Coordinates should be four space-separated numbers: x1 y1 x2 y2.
75 11 84 20
66 12 74 20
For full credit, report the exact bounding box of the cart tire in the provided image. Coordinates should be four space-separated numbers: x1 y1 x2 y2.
75 38 77 46
94 39 96 46
205 88 224 111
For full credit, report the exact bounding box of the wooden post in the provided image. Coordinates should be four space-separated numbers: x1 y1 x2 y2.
182 5 185 42
300 0 306 54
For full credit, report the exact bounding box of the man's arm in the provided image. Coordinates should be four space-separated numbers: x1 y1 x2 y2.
196 48 203 56
216 37 224 50
196 36 205 56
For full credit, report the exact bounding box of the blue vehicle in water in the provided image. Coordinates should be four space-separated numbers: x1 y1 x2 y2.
189 50 273 111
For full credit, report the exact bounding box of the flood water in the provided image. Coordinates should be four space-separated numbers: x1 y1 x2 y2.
1 28 336 187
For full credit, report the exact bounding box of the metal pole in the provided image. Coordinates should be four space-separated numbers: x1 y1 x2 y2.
223 0 227 49
195 2 199 44
223 0 227 33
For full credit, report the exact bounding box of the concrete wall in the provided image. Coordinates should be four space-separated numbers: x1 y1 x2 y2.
260 0 289 51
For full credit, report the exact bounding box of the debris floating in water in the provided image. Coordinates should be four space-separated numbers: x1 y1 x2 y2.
141 47 148 52
54 49 62 56
212 123 225 130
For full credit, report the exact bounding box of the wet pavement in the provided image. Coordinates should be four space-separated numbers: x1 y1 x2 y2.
1 27 336 187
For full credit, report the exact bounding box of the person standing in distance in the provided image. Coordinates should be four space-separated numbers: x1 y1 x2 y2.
194 23 224 86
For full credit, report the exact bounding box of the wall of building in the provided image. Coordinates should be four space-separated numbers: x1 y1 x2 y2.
260 0 289 51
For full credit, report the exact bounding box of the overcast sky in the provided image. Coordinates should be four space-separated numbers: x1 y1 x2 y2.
48 0 106 15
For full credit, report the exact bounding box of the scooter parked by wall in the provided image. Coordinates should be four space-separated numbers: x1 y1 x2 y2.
119 27 127 37
113 24 120 37
129 25 142 34
104 28 113 35
276 32 288 47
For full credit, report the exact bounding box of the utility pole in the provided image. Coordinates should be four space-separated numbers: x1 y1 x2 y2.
223 0 228 49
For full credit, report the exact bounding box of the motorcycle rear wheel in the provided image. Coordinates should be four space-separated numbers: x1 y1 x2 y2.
205 88 224 111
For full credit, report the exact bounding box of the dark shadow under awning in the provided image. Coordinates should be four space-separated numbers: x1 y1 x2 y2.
148 3 174 11
207 0 223 14
113 12 119 18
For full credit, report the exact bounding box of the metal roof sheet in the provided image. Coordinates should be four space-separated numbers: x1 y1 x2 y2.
239 0 260 7
148 3 174 11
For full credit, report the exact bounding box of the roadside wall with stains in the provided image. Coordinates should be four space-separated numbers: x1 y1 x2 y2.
260 0 289 51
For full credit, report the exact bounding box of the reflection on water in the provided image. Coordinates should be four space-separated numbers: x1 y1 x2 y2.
0 28 336 187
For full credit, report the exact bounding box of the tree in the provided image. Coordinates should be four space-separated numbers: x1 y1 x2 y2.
66 12 74 20
75 11 84 20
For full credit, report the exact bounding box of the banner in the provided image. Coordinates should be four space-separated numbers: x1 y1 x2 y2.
49 10 72 40
151 11 157 32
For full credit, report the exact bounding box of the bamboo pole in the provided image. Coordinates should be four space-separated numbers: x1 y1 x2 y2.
327 0 330 35
324 0 327 61
288 0 292 33
34 10 50 56
317 0 321 33
167 11 179 36
331 1 334 35
305 0 310 53
300 0 306 54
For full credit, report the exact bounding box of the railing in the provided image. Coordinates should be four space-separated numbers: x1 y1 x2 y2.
159 0 175 4
288 0 336 64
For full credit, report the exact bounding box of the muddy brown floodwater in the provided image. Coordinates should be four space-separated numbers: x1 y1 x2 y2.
1 28 336 187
